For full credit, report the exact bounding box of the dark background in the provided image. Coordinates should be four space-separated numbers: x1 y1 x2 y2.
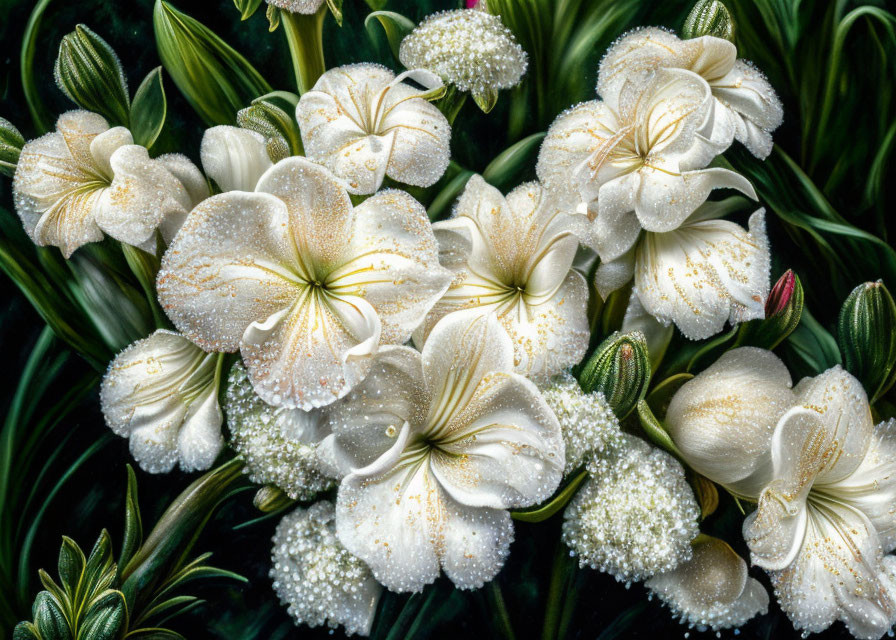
1 0 894 638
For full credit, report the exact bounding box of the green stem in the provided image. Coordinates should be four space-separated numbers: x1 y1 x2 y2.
541 542 571 640
511 470 587 523
280 8 326 95
20 0 55 133
437 86 468 126
488 580 516 640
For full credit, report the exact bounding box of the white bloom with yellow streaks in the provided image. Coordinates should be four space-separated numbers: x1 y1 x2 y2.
322 312 564 592
296 64 450 195
599 28 783 159
418 176 590 380
13 110 207 257
200 125 272 193
156 157 451 410
100 329 223 473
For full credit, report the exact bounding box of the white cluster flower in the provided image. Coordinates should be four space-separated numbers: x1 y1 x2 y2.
224 362 334 500
271 501 382 637
399 10 527 100
562 434 700 583
540 371 621 474
265 0 324 14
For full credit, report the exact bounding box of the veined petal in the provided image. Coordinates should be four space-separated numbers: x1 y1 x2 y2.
326 189 451 343
255 157 354 275
157 191 299 352
200 125 272 193
635 209 770 340
597 27 687 104
175 384 224 472
89 126 134 176
665 347 794 497
711 60 783 159
380 85 450 188
57 110 110 166
156 153 209 208
240 290 382 410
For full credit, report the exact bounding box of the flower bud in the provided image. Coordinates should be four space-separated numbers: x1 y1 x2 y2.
578 331 650 420
0 117 24 178
837 281 896 402
237 96 302 161
253 485 295 512
55 25 131 126
682 0 735 42
734 269 803 350
153 0 272 126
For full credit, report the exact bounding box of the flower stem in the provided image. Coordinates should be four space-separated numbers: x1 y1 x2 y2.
280 7 326 95
437 85 468 126
542 541 573 640
488 580 516 640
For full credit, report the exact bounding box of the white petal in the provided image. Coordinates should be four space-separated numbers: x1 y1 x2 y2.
176 385 224 472
200 125 272 192
156 191 299 352
665 347 794 497
326 189 451 344
439 499 514 590
594 247 635 300
156 153 209 207
621 291 673 369
597 27 686 104
55 110 111 165
635 209 770 340
711 60 783 159
646 536 769 631
95 145 191 247
592 174 640 261
89 126 133 175
380 85 451 188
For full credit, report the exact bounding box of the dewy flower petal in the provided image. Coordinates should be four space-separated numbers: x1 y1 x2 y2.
743 366 896 639
646 535 769 631
265 0 324 14
664 347 794 498
399 10 527 98
297 64 450 195
13 110 204 257
200 125 272 192
562 433 700 583
156 157 451 410
328 312 564 592
271 501 382 637
224 361 335 500
598 27 783 158
420 177 590 380
634 208 771 340
100 329 224 474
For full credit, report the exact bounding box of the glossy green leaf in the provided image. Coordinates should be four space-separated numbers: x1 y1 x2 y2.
32 592 71 640
119 466 143 574
130 67 167 149
364 11 415 61
233 0 263 20
636 400 683 459
57 537 86 597
78 590 127 640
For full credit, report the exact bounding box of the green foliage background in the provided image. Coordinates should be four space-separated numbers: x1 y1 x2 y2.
0 0 894 638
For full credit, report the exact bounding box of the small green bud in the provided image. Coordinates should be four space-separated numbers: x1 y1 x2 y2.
0 117 25 177
735 269 804 349
838 281 896 403
55 25 131 126
237 95 303 161
578 331 651 420
682 0 735 42
253 484 296 513
233 0 264 20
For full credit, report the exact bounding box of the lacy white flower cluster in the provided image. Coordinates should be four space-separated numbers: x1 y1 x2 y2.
12 6 860 639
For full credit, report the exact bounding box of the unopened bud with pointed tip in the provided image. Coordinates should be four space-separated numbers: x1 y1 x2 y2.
0 117 24 178
682 0 735 42
237 96 302 161
253 484 296 513
838 281 896 403
578 331 651 420
55 25 131 126
735 269 803 350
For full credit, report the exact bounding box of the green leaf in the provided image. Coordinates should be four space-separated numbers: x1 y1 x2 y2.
233 0 263 20
20 0 56 132
130 68 167 149
124 629 185 640
57 537 86 598
13 622 43 640
83 530 117 600
636 400 683 459
120 465 143 574
326 0 343 26
784 307 842 378
481 133 545 192
138 595 200 623
510 470 588 523
32 592 71 640
78 590 127 640
153 0 272 125
364 11 415 61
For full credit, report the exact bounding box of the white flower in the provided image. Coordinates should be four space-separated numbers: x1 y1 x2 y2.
419 176 590 380
743 367 896 639
646 535 769 631
562 433 700 583
322 312 564 592
598 28 783 159
224 362 334 500
13 110 207 258
537 68 756 265
265 0 324 14
399 9 527 108
100 330 224 473
664 347 795 498
296 64 451 195
540 371 622 474
200 125 272 192
271 501 382 636
156 157 451 410
597 203 771 340
620 291 674 369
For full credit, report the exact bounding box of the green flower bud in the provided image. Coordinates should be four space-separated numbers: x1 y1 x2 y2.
578 331 651 420
253 484 297 513
0 117 25 178
838 281 896 402
682 0 735 42
55 25 131 126
734 269 804 350
153 0 272 125
237 95 303 161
